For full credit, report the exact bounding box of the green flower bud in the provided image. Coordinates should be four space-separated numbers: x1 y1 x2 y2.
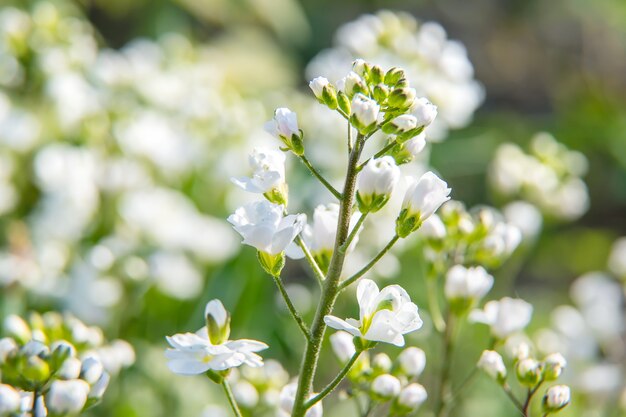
257 251 286 277
516 358 542 387
384 67 406 86
369 65 384 85
206 300 231 345
387 88 416 110
338 91 351 115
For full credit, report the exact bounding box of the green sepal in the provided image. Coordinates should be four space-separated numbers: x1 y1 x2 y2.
263 183 289 206
395 208 422 238
357 192 390 214
338 91 351 115
257 251 286 277
207 312 230 345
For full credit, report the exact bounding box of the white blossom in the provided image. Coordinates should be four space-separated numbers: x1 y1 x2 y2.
80 357 104 384
470 297 533 339
418 214 446 239
228 200 306 255
402 172 451 220
410 98 438 127
264 108 299 142
350 94 379 131
0 384 20 415
544 385 570 411
232 148 286 194
404 132 427 157
397 383 427 410
477 350 506 381
357 156 400 212
444 265 494 301
309 76 330 100
371 374 401 399
324 279 423 346
398 347 426 377
329 331 356 363
45 380 90 415
279 382 322 417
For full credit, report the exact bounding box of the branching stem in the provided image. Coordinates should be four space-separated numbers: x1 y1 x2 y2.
272 275 312 341
299 155 342 200
305 351 362 409
339 235 399 291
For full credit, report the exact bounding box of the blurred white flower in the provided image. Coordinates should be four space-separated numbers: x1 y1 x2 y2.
397 171 451 237
410 97 437 127
45 380 90 415
371 374 401 400
477 350 506 382
543 385 570 412
232 147 287 196
350 94 379 133
0 384 20 415
398 347 426 377
324 279 422 346
329 331 356 363
470 297 533 339
444 265 494 302
397 383 427 411
279 382 322 417
503 201 543 240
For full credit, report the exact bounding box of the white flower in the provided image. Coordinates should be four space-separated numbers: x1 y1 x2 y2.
404 132 427 157
309 76 330 100
371 374 401 399
302 203 359 254
264 108 303 154
329 331 356 363
390 115 418 132
397 172 451 237
482 222 522 258
3 314 30 343
165 301 268 375
342 71 366 96
357 156 400 213
477 350 506 382
58 357 82 380
444 265 494 301
469 297 533 339
45 380 90 415
228 200 306 255
279 382 322 417
516 358 541 386
350 94 379 132
372 353 392 373
0 384 20 415
233 380 259 409
543 385 570 411
410 98 438 127
418 214 446 239
397 383 427 410
0 338 17 364
542 353 567 381
608 237 626 278
324 279 423 346
398 347 426 377
88 372 110 400
80 357 104 384
232 148 286 195
205 299 231 345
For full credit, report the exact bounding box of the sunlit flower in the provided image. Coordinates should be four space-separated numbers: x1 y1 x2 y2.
232 148 288 205
469 297 533 339
444 265 494 309
350 94 379 134
45 380 90 415
357 156 400 213
543 385 571 412
477 350 506 382
324 279 423 346
371 374 401 400
279 382 322 417
396 383 427 411
398 347 426 377
264 108 304 155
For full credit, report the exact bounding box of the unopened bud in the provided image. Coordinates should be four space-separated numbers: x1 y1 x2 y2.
542 353 566 381
371 374 401 401
543 385 570 413
398 347 426 378
205 299 231 345
477 350 506 384
516 358 542 387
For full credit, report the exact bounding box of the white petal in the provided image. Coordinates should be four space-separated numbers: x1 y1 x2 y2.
324 316 361 337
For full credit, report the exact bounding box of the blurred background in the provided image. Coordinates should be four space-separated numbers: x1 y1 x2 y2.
0 0 625 416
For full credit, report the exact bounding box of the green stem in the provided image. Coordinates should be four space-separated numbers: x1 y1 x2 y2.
291 134 366 417
339 213 367 253
426 275 446 333
503 383 525 415
296 235 325 286
222 379 243 417
435 312 455 417
299 155 343 200
523 380 545 416
347 119 353 152
305 351 362 409
339 235 399 291
357 139 399 171
272 275 312 342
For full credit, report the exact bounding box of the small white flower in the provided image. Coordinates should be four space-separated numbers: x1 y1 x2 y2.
279 382 322 417
444 265 494 301
516 358 542 386
205 299 231 345
228 200 306 255
88 372 110 400
410 97 438 127
397 171 451 237
542 353 567 381
372 353 393 373
469 297 533 339
543 385 570 411
165 301 268 375
371 374 401 399
324 279 423 347
3 314 30 344
233 380 259 409
404 132 427 157
304 203 359 254
350 94 380 133
232 148 286 195
342 71 366 96
418 214 446 239
391 115 418 132
309 77 330 100
264 108 303 154
398 347 426 377
80 357 104 385
0 338 17 364
329 331 356 363
45 380 90 415
0 384 20 415
357 156 400 213
58 357 82 380
397 383 427 410
477 350 506 382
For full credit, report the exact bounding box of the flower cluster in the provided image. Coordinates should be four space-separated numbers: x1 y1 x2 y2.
490 132 589 221
0 313 134 416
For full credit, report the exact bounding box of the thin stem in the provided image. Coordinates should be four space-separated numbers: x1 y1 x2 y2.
222 379 243 417
296 235 325 287
305 351 362 409
357 139 398 171
522 380 545 416
291 134 366 417
426 276 446 333
339 234 399 291
347 120 353 153
272 275 312 341
299 155 342 200
446 367 479 412
502 383 525 415
435 312 455 417
339 212 367 253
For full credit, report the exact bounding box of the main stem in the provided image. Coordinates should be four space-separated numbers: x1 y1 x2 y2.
291 134 365 417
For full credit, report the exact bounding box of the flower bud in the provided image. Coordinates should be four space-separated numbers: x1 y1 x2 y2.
257 251 286 277
477 350 506 383
0 384 20 415
352 59 371 77
309 76 338 109
350 94 380 135
88 372 110 401
384 67 406 86
3 315 31 344
205 299 231 345
22 355 50 383
330 331 356 363
543 385 570 413
337 91 351 115
264 108 304 155
233 380 259 409
395 383 427 412
373 84 390 103
382 115 418 137
342 71 368 97
396 171 451 238
357 156 400 213
58 357 82 380
0 338 18 364
542 353 566 381
388 88 416 110
398 347 426 378
516 358 542 387
50 341 76 371
80 357 104 385
371 374 401 401
445 265 494 314
369 65 384 85
46 380 90 415
410 98 437 128
372 353 393 374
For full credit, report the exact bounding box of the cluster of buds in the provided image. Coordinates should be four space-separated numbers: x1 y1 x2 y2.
421 201 523 271
477 344 570 415
330 333 427 416
0 313 134 416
